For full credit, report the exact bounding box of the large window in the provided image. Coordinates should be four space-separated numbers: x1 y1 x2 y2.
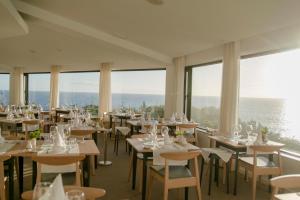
0 74 10 106
240 48 300 153
28 73 50 109
187 63 223 129
59 72 100 115
111 70 166 117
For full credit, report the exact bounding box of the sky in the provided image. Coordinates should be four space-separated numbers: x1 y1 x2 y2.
25 70 166 95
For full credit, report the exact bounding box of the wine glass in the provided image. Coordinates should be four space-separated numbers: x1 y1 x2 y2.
161 126 169 137
233 124 242 141
32 182 52 200
246 124 253 141
66 189 86 200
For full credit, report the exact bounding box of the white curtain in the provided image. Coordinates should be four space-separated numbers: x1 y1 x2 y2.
9 67 24 105
49 65 60 110
164 56 186 118
99 63 112 115
218 41 240 136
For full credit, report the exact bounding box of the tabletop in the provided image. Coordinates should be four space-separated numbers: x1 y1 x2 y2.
126 137 200 153
275 193 300 200
2 139 100 157
209 135 285 149
127 120 198 127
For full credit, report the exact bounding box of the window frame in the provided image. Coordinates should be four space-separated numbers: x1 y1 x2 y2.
0 73 10 105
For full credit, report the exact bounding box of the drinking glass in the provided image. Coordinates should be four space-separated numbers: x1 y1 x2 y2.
66 189 86 200
32 182 52 200
161 126 169 137
233 124 242 141
246 124 253 140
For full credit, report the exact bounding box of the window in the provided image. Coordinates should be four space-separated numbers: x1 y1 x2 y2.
187 63 223 129
240 49 300 153
111 70 166 117
28 73 50 109
0 74 10 106
59 72 100 115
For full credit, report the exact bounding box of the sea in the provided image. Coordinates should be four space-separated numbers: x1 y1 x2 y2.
0 90 299 139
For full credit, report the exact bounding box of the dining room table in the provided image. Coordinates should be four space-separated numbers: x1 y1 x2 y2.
208 135 285 195
126 136 200 200
1 138 100 198
274 192 300 200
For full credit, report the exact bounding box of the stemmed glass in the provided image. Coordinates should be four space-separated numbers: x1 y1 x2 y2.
49 126 57 144
246 124 253 141
66 190 85 200
161 126 169 137
233 124 242 141
32 182 53 200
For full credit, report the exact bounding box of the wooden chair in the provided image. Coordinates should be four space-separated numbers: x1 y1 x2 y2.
147 151 202 200
270 174 300 200
239 145 283 200
31 155 86 186
177 123 198 144
71 129 96 175
39 111 53 133
0 155 11 200
23 119 44 140
21 185 106 200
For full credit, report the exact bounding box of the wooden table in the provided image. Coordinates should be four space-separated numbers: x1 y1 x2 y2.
208 135 284 195
127 138 199 200
275 193 300 200
6 139 100 197
0 118 23 134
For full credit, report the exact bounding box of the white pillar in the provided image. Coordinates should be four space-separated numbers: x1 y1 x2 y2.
219 41 240 136
9 67 24 105
164 56 186 118
99 63 112 115
49 65 61 110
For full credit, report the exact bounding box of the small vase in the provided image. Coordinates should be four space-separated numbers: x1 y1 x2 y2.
31 138 37 149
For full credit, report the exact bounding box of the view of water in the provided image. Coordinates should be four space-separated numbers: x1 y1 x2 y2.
0 90 298 139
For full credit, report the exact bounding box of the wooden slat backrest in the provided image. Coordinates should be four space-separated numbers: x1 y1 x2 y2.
177 123 197 130
71 129 95 137
160 151 200 161
32 155 85 165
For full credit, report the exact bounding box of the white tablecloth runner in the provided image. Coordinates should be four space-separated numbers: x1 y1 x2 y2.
201 148 233 163
153 143 188 166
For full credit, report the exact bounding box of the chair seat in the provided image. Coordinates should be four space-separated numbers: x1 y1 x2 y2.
239 156 276 167
150 165 192 179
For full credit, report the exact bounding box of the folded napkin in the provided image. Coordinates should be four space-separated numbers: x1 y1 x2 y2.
201 148 233 163
153 143 188 166
115 127 131 136
39 174 66 200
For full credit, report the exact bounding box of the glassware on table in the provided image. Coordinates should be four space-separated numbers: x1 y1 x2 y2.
161 126 169 137
233 124 242 141
50 126 57 143
246 124 253 141
64 126 71 140
32 182 53 200
66 189 86 200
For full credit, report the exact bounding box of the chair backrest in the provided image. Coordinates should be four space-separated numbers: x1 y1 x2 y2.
0 155 11 200
71 129 95 138
250 145 283 174
177 123 197 130
32 155 85 186
160 151 200 161
23 119 44 140
270 174 300 199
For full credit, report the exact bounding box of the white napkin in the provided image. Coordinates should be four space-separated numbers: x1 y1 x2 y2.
49 174 67 200
153 143 188 166
115 127 131 136
201 148 233 163
53 131 66 147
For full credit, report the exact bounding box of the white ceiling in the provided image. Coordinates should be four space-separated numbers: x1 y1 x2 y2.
1 0 300 71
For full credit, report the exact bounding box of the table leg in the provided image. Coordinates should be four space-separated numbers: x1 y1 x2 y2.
109 115 112 129
32 161 37 189
18 157 24 197
8 157 14 199
99 131 112 166
132 149 137 190
83 156 90 187
142 153 149 200
215 156 219 186
233 151 240 195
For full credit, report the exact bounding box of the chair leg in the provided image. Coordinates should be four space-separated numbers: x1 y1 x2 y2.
252 174 257 200
147 173 154 200
90 156 95 176
208 158 213 195
200 157 204 186
128 153 133 182
163 186 168 200
226 162 230 194
196 183 202 200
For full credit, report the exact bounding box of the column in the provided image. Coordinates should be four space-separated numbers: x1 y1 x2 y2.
99 63 112 115
219 41 240 136
9 67 24 105
49 65 61 110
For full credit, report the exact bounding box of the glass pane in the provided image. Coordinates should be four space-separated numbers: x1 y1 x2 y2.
191 63 222 129
0 74 10 106
240 48 300 153
111 70 166 117
28 73 50 110
59 72 100 115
